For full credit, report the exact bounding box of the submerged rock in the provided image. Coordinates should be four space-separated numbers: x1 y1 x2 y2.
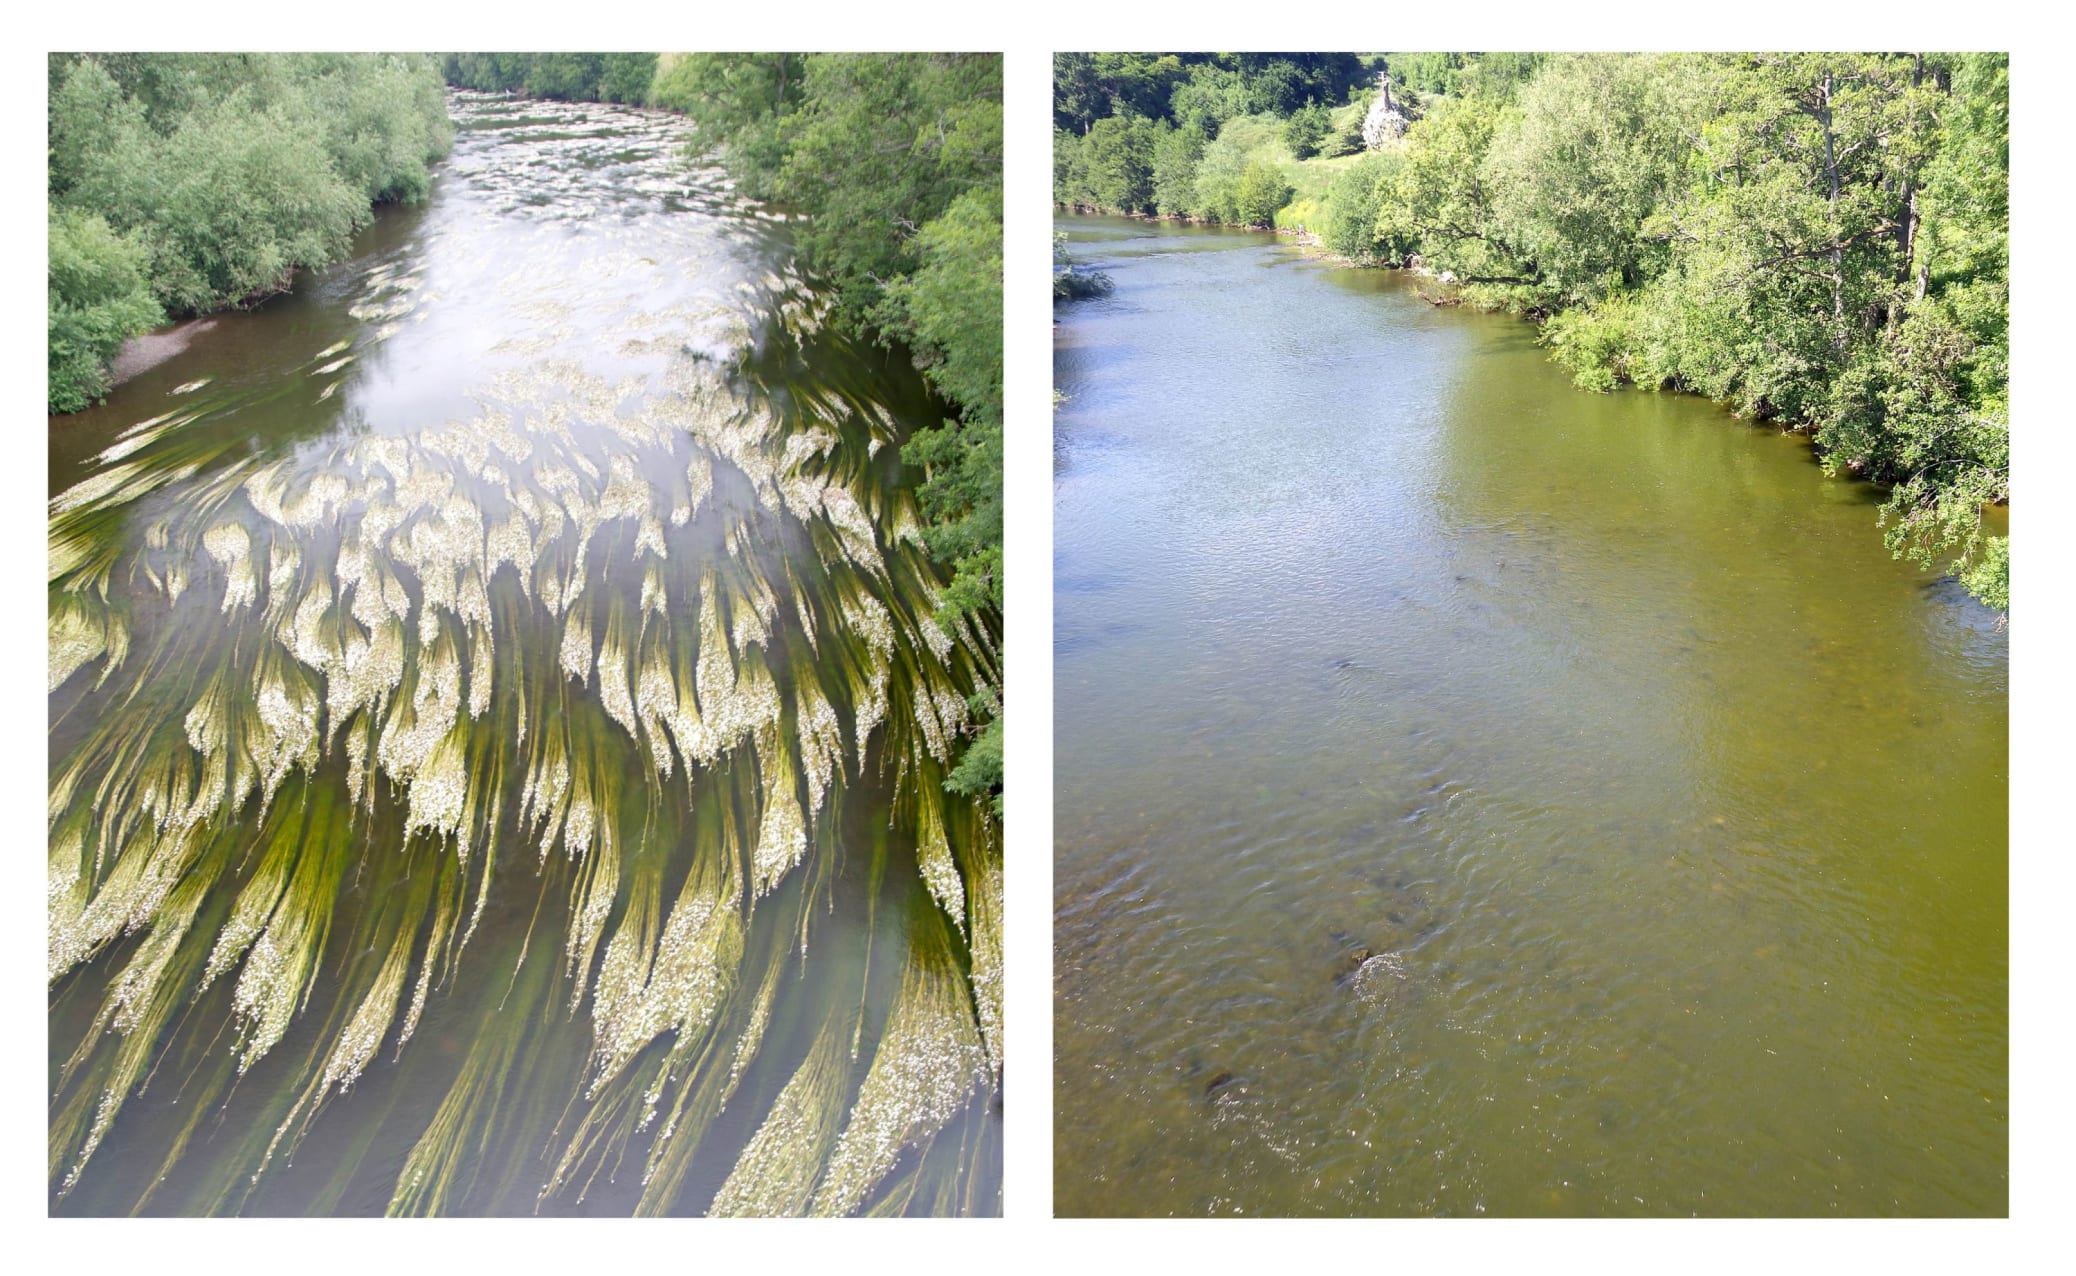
1343 951 1409 1004
1333 944 1376 986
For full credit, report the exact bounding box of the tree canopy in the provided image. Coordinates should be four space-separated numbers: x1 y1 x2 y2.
440 53 658 104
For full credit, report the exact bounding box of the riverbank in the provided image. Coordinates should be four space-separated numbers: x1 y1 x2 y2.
103 316 217 388
48 53 454 415
1054 53 2008 611
1060 204 2008 612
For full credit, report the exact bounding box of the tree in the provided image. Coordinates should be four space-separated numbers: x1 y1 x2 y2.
1323 150 1405 261
1169 63 1252 138
596 53 657 104
764 54 999 317
48 208 161 413
1192 114 1286 223
883 185 1003 617
1628 54 1939 423
1081 114 1156 213
1376 93 1535 287
1480 53 1693 304
1151 124 1203 216
1283 100 1331 159
1053 51 1106 133
650 53 807 195
1053 126 1092 208
1086 53 1189 123
135 90 368 313
1234 160 1292 227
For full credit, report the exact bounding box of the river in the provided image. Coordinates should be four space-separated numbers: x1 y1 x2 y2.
1052 215 2006 1217
47 93 1001 1218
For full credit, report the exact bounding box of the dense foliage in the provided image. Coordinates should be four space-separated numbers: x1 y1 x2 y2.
1054 51 2010 610
47 53 452 413
1053 53 1375 227
47 208 161 414
675 53 1005 807
440 53 657 104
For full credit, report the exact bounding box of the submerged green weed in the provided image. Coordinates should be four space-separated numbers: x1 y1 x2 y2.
49 97 1001 1217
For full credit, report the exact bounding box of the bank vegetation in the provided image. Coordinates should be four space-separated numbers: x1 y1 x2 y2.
46 53 453 414
1054 53 2010 610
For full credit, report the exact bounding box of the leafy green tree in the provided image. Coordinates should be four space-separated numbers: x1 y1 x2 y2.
1481 53 1692 304
48 208 161 413
47 57 151 203
1192 115 1286 222
682 53 1006 798
944 710 1002 815
1830 297 2007 595
1053 126 1092 207
883 185 1002 613
1322 150 1405 261
525 53 604 100
765 54 999 317
1459 52 1546 99
136 91 368 313
1169 64 1253 138
1283 100 1331 159
1316 102 1367 158
1630 55 1939 423
1383 52 1467 97
1376 93 1535 286
1906 54 2007 342
1080 114 1156 213
1084 53 1190 124
1236 53 1366 115
1049 52 1375 138
1053 52 1107 134
1234 160 1292 227
597 53 658 104
885 188 1002 438
650 53 807 195
304 54 454 204
1150 125 1204 216
1192 132 1245 221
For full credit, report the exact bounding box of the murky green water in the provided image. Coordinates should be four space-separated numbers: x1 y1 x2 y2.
47 93 1001 1218
1052 215 2006 1217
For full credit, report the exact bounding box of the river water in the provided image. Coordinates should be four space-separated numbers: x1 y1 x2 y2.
47 94 1001 1217
1052 215 2006 1217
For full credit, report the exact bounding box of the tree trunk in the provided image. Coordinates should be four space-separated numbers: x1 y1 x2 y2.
1889 55 1926 327
1890 184 1921 326
1819 72 1847 352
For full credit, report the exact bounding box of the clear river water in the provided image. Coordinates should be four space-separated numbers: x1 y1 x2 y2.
1052 214 2006 1217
